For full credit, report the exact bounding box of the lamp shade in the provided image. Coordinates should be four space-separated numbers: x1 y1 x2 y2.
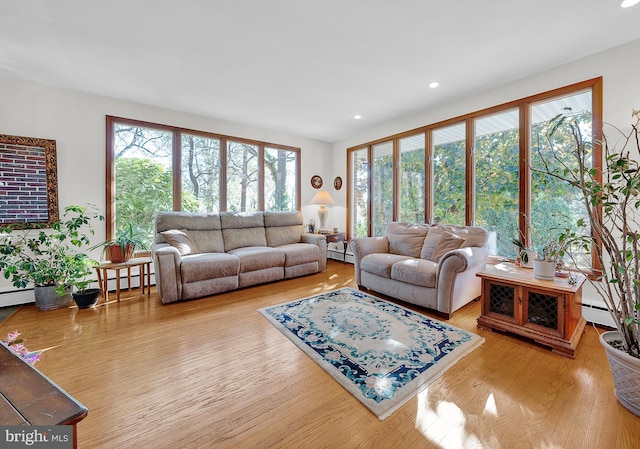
309 190 335 205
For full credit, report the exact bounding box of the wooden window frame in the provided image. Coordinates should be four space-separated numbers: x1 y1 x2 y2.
346 77 603 271
106 116 301 240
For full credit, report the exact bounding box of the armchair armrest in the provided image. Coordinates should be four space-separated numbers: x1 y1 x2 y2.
349 237 389 285
152 243 183 304
301 233 328 271
436 246 489 316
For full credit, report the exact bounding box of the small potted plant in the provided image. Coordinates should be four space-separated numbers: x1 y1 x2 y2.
62 253 101 309
93 223 149 263
0 205 103 310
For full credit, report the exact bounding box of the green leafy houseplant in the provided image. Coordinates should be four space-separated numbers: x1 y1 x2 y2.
0 205 104 295
92 222 149 263
534 108 640 416
537 109 640 358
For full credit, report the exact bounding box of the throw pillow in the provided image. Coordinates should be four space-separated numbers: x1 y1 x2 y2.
420 227 466 262
431 231 466 262
161 229 198 255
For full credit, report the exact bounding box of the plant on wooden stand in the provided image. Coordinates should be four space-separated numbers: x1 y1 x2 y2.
92 223 148 263
535 108 640 416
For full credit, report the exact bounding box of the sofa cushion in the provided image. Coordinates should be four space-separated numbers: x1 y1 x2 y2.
361 253 413 279
266 225 303 247
160 229 198 255
437 224 488 248
228 246 285 273
278 243 320 266
155 212 221 243
180 253 240 283
386 222 430 258
264 211 304 247
420 227 465 262
220 212 267 251
188 229 225 253
391 258 438 288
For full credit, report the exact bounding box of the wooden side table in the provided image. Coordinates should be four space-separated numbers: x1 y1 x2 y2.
94 257 152 303
324 232 349 262
477 263 586 358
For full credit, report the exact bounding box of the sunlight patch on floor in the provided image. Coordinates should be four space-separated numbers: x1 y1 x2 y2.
415 388 497 449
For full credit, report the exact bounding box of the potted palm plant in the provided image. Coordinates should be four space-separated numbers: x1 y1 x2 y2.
536 109 640 416
0 205 104 310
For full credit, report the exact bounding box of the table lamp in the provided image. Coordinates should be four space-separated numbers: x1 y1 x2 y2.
309 190 335 232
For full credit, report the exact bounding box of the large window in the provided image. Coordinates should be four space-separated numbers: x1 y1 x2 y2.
347 78 602 266
432 123 466 226
107 117 300 244
474 109 520 257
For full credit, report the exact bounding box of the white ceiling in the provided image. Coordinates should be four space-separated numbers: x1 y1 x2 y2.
1 1 640 143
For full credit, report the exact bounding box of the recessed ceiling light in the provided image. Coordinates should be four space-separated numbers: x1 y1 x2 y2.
620 0 640 7
354 114 362 120
428 81 440 89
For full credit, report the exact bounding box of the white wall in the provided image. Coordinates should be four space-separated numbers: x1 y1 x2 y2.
330 38 640 326
0 76 333 305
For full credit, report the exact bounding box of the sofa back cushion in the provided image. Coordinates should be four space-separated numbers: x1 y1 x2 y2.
220 211 267 251
155 212 224 253
264 211 304 247
385 222 430 258
436 224 488 248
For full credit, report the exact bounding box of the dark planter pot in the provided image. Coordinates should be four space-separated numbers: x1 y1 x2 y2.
106 244 134 263
72 288 101 309
34 285 73 311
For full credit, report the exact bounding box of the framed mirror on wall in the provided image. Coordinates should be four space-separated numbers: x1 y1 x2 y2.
0 134 59 228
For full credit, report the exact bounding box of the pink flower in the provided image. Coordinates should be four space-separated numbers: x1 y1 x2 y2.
3 329 39 365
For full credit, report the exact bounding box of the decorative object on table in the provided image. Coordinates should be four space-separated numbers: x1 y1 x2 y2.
2 329 41 365
309 190 335 232
533 109 640 415
511 238 536 269
259 287 484 420
0 204 103 310
310 175 323 189
92 222 148 263
333 176 342 190
307 219 316 234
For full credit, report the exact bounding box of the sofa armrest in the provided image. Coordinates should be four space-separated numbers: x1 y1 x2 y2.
301 233 328 271
349 237 389 285
436 246 488 316
152 244 183 304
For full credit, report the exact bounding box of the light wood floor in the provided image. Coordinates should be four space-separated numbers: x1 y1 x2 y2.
2 261 639 448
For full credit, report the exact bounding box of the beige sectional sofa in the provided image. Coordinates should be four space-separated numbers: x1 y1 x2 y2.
350 222 489 318
152 211 327 304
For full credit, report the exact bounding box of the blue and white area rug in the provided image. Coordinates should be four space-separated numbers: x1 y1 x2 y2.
259 287 484 420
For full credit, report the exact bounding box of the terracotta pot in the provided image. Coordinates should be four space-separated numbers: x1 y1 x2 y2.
34 285 73 311
106 244 134 263
599 330 640 417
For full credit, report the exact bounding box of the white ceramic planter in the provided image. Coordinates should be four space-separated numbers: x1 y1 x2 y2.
600 331 640 417
533 259 555 280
